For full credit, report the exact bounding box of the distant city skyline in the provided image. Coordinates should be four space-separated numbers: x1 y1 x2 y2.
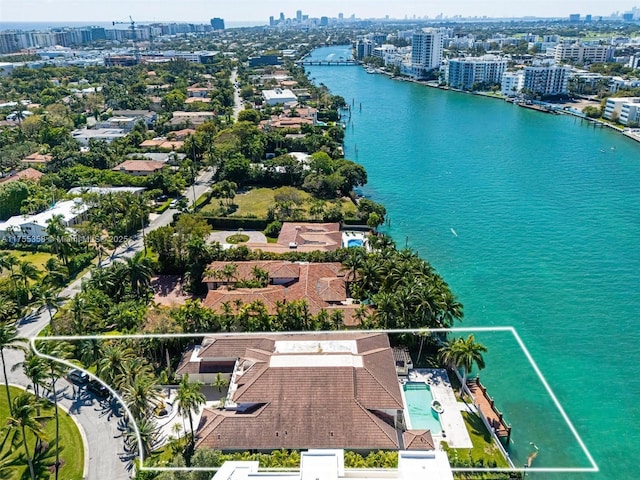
3 0 640 24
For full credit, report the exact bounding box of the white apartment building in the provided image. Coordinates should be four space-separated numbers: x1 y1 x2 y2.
554 43 614 63
501 71 525 96
406 29 443 78
445 55 507 90
523 65 570 96
604 97 640 125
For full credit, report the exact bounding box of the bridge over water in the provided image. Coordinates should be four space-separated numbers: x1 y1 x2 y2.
297 59 358 66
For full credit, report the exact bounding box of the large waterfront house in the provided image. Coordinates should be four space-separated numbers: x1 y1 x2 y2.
176 332 442 456
201 259 366 326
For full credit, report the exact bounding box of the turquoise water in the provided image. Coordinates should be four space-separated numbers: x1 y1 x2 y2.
404 383 443 433
307 46 640 479
347 239 363 247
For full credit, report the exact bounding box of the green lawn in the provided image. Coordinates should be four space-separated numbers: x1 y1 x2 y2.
0 250 56 279
201 187 358 220
0 386 84 480
443 411 510 469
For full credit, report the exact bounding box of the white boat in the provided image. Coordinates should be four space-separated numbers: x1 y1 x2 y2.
431 400 444 414
366 67 375 74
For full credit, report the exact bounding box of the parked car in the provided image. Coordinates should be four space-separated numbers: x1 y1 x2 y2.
87 380 110 398
67 369 89 385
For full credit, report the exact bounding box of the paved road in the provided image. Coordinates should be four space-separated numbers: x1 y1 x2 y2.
4 168 215 479
231 67 244 120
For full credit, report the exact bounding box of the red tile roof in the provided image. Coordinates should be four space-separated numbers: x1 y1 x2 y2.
0 168 44 184
112 160 165 172
189 332 406 451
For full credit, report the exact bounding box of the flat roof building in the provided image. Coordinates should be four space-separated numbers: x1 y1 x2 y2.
262 88 297 106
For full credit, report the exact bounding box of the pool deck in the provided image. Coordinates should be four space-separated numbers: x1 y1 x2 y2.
407 369 473 449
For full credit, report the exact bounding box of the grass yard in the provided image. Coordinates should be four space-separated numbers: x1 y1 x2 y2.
443 411 510 468
0 386 84 480
0 250 56 279
201 187 359 220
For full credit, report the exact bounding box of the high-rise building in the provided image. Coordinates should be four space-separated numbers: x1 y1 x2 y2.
320 16 329 26
210 18 225 30
523 65 570 96
446 56 507 90
269 16 275 27
338 13 344 21
501 71 524 96
411 29 443 70
296 10 302 22
569 14 581 22
554 43 614 63
280 12 285 22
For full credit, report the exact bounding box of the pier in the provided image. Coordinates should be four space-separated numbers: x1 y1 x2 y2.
466 376 512 445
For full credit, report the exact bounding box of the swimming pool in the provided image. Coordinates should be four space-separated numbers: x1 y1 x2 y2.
403 382 442 433
347 238 363 247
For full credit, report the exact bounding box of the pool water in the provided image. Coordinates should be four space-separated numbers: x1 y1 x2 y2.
347 239 363 247
403 383 442 433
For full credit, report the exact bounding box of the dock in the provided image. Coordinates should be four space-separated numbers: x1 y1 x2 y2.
466 376 512 445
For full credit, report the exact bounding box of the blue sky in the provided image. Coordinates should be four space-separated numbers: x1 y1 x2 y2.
2 0 638 23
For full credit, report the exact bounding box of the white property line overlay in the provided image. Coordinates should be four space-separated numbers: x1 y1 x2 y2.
32 327 599 474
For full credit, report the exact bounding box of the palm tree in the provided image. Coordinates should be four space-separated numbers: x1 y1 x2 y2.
42 258 68 289
123 416 161 460
33 287 67 334
121 374 163 422
12 351 47 403
65 294 98 335
3 392 51 480
13 260 39 303
46 214 71 266
439 335 487 394
176 374 206 448
37 341 71 480
212 372 228 393
0 317 27 415
124 252 154 298
97 343 135 389
76 339 102 368
0 251 18 276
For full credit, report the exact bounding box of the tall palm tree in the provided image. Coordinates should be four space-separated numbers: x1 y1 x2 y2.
124 252 154 298
439 335 487 394
33 287 67 334
3 392 51 480
12 351 47 404
46 214 71 266
37 341 71 480
0 316 26 415
13 260 40 303
176 374 206 449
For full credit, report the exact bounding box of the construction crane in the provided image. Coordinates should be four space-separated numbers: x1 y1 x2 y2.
112 16 140 63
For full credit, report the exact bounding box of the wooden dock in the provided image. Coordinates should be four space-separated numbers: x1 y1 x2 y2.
467 376 512 445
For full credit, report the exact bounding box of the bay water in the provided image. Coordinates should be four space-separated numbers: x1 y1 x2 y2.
308 46 640 479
